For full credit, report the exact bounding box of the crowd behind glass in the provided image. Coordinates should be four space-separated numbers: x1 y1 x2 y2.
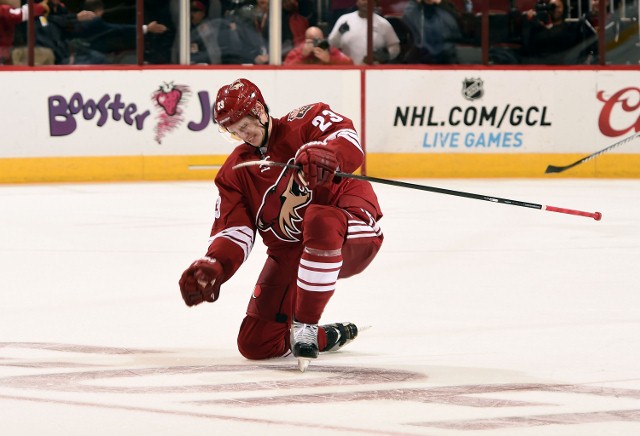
1 0 638 66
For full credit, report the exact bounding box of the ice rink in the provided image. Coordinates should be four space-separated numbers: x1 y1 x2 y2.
1 178 639 435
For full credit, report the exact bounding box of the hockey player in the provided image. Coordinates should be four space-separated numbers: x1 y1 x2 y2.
178 78 383 371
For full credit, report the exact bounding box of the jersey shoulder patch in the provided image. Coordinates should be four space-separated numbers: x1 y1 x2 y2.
287 104 315 122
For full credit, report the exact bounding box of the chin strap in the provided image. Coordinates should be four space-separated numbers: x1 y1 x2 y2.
259 117 270 148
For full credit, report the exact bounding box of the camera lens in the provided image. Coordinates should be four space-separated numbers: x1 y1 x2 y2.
313 39 329 49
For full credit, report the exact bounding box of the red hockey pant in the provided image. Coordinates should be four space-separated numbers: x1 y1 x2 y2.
237 205 382 360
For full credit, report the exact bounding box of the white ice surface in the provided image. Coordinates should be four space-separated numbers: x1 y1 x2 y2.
1 179 639 435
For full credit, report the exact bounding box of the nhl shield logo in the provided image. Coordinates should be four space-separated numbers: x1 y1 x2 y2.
462 78 484 101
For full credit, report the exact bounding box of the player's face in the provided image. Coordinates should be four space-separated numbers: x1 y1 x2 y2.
226 115 266 147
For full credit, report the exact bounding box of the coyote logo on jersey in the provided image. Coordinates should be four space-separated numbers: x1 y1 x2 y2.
256 162 311 242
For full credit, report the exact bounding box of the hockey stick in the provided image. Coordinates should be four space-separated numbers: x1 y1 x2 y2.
233 160 602 221
545 131 640 174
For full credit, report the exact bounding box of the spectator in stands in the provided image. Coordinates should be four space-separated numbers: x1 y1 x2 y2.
578 0 615 64
253 0 309 59
71 0 167 64
43 0 65 15
328 0 356 30
253 0 268 38
401 0 462 64
217 1 268 64
188 0 221 64
522 0 586 64
284 25 353 65
327 0 400 64
1 0 49 65
143 0 175 64
206 0 222 19
22 1 98 65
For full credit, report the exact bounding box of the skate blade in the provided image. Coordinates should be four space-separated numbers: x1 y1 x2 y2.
297 357 311 372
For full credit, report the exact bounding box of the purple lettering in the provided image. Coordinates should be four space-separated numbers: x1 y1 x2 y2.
48 95 76 136
96 95 110 127
187 91 211 131
83 99 97 120
109 94 125 121
47 92 150 136
68 93 83 114
123 104 136 125
134 111 150 130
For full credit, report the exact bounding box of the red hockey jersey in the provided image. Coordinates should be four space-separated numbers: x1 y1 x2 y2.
205 102 382 282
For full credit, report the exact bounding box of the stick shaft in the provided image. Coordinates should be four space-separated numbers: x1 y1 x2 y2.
232 160 601 220
341 172 543 209
545 131 640 173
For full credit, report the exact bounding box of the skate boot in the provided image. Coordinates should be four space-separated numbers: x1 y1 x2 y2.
290 320 319 372
321 322 358 352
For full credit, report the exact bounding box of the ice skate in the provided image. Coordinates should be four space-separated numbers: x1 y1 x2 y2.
290 320 319 372
321 322 359 352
